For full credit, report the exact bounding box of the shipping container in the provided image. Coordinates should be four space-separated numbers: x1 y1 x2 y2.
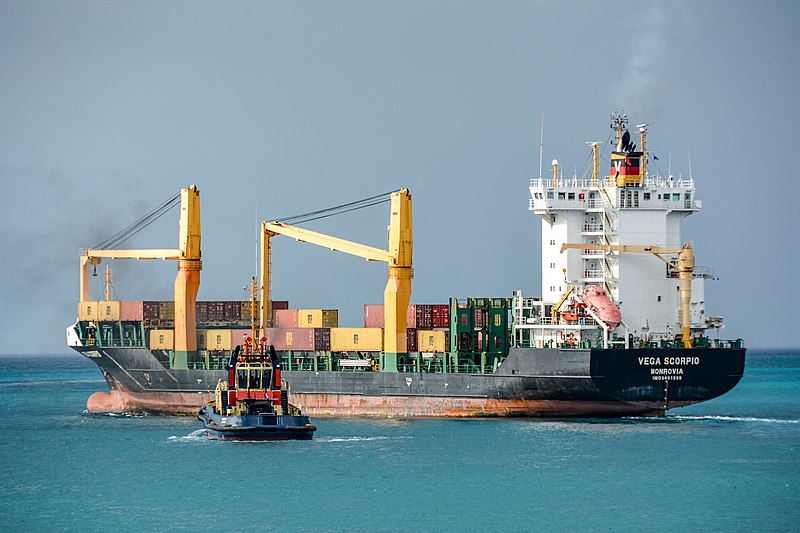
196 329 208 350
229 329 252 348
431 304 450 329
239 301 258 322
120 301 144 321
274 309 299 328
406 327 418 352
150 329 174 349
143 301 160 320
330 327 383 352
272 300 289 311
417 330 447 353
314 328 331 351
263 327 315 351
416 304 433 329
297 309 338 328
78 301 98 321
206 329 232 351
223 301 241 321
363 304 417 328
195 301 209 322
158 301 175 321
207 301 225 321
97 300 120 321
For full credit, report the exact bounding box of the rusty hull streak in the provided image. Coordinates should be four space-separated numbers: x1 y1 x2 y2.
291 393 675 418
87 387 210 415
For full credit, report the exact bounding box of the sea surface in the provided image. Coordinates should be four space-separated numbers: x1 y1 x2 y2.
0 351 797 532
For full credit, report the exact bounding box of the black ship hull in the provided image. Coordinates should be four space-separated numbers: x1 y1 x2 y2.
73 345 745 418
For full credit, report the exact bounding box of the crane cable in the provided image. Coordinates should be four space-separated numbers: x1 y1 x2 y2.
93 192 181 249
274 190 398 225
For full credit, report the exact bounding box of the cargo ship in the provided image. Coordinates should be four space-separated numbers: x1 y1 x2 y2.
67 114 745 417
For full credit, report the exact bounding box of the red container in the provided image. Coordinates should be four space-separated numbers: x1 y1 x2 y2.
120 301 144 321
274 309 299 328
208 301 225 321
223 301 241 321
263 327 315 351
363 304 384 328
406 327 417 352
195 301 209 322
416 305 433 329
272 300 289 311
314 328 331 351
143 301 160 320
363 304 417 328
432 304 450 329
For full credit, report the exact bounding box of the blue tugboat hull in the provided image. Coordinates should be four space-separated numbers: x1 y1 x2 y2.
198 405 316 441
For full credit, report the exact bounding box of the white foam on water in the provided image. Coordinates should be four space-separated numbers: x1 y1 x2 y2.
667 415 799 424
320 436 411 443
168 429 209 441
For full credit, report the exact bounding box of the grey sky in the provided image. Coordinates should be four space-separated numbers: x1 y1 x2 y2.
1 0 798 353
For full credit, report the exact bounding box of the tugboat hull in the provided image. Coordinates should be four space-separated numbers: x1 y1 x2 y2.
197 405 316 441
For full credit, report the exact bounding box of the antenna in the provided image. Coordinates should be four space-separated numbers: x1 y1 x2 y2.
255 202 259 285
688 150 693 180
538 115 544 179
668 148 672 179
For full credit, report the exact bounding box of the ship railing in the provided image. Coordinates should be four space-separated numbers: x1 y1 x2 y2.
529 178 598 189
586 199 607 209
582 223 604 232
583 269 604 279
582 249 604 255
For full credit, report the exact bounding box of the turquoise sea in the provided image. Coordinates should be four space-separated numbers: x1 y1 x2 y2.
1 351 797 532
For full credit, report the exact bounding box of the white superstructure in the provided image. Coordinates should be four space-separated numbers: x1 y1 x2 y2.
519 114 722 348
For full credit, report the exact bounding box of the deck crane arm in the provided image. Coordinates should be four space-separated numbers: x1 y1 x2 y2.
79 186 202 369
550 269 574 322
559 242 695 348
262 223 392 263
259 189 413 371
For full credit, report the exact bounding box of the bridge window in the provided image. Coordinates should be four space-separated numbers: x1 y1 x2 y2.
568 193 575 200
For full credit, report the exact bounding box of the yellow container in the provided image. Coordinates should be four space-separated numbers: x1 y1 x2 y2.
150 329 174 350
97 301 120 321
417 330 447 352
297 309 339 328
197 329 208 350
330 327 383 352
78 301 98 321
206 329 232 351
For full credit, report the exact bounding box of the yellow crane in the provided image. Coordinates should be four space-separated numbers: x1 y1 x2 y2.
259 189 413 371
80 185 201 368
559 242 695 348
550 269 574 323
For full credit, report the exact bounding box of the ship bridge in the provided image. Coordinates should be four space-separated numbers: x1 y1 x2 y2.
528 115 718 344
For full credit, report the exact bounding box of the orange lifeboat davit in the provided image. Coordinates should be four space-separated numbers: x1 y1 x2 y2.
577 286 621 330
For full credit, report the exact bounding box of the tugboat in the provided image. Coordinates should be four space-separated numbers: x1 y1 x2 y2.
198 340 316 441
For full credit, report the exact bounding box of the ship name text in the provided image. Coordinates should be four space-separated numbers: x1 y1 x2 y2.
638 356 700 366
